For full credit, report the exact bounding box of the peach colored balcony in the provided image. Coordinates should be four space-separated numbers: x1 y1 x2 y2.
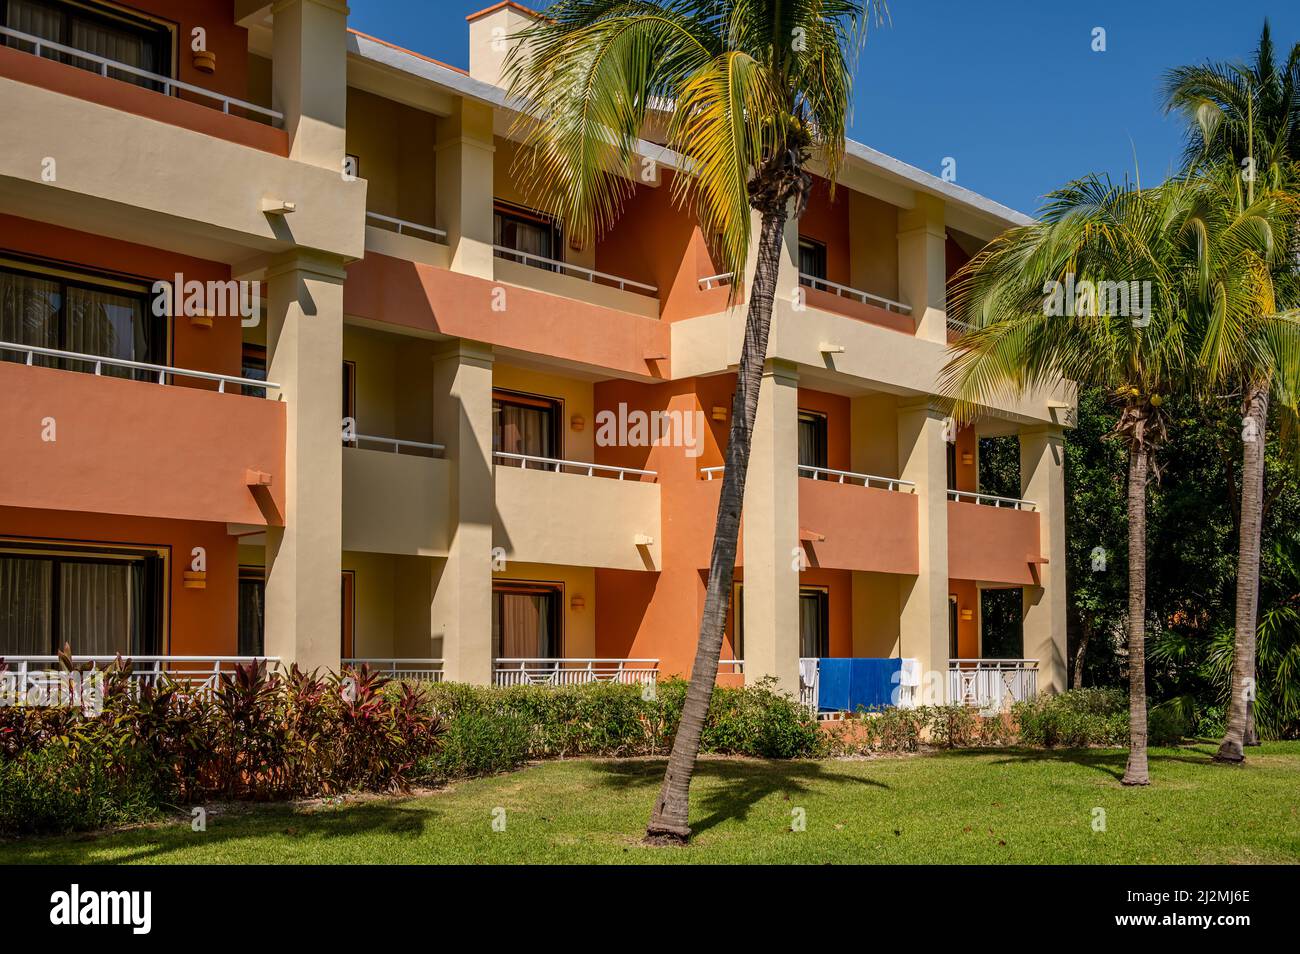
797 466 919 574
947 490 1043 586
0 28 286 154
798 273 915 335
0 348 285 526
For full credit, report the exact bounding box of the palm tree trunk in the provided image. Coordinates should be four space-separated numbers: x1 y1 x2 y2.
645 203 789 842
1216 383 1270 762
1072 618 1092 689
1122 443 1151 786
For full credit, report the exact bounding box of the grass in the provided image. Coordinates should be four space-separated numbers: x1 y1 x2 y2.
4 742 1299 864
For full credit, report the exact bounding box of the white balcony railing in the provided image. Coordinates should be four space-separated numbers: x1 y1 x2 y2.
493 658 659 687
1 341 279 394
798 273 912 315
343 658 445 682
948 659 1038 709
0 656 279 701
698 272 734 290
717 659 744 675
0 26 282 125
947 489 1037 511
346 434 446 457
494 451 656 481
493 245 657 294
365 211 447 243
700 466 725 480
798 657 819 711
798 464 915 493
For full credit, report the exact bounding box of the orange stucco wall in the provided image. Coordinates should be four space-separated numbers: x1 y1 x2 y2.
798 480 919 575
799 177 851 286
0 506 238 656
947 501 1041 586
948 578 980 657
345 252 671 379
0 361 285 525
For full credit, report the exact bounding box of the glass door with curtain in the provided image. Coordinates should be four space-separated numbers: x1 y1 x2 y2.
493 390 560 467
237 568 265 656
798 410 828 473
0 260 162 378
492 584 562 671
493 202 558 268
0 545 163 657
798 238 827 283
798 587 829 658
1 0 172 91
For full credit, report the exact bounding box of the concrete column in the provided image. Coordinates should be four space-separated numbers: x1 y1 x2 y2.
897 397 951 699
897 193 948 343
436 99 496 279
742 359 800 694
264 252 346 671
1021 425 1068 693
271 0 349 170
431 341 495 685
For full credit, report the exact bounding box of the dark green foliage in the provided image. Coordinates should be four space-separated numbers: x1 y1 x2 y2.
1012 689 1130 748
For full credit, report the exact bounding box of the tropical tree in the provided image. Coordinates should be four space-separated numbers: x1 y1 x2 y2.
1164 22 1300 760
501 0 880 841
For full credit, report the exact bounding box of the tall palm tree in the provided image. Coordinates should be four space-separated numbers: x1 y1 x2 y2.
1164 21 1300 760
501 0 879 841
943 176 1205 786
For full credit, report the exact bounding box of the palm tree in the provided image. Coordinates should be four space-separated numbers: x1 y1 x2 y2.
943 176 1206 786
501 0 880 841
1164 21 1300 760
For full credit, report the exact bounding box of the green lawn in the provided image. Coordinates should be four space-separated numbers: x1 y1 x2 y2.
5 743 1299 864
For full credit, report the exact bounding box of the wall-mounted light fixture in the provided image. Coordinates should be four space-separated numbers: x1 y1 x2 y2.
570 594 586 612
192 50 217 73
961 451 974 465
570 414 585 431
711 406 728 421
959 607 974 621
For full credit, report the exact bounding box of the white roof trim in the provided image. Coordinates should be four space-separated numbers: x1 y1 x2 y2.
347 31 1031 229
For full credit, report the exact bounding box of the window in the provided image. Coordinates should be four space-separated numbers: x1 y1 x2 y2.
237 566 264 656
493 389 561 462
798 237 827 282
240 343 267 399
237 569 353 658
342 360 356 424
799 587 829 658
0 258 165 378
946 440 958 490
0 541 165 657
493 201 559 265
1 0 173 90
798 410 828 471
730 583 744 660
492 582 562 659
948 594 959 658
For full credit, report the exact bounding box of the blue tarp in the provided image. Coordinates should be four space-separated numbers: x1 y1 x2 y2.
816 658 903 711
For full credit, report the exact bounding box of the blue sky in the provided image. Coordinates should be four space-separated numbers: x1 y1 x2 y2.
349 0 1300 216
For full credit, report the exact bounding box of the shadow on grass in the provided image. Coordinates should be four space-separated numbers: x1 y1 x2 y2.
931 743 1223 780
588 756 886 836
10 798 437 866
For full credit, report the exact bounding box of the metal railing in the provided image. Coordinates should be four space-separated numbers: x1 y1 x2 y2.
346 434 446 457
1 341 279 394
0 26 282 125
798 273 912 315
947 489 1037 511
492 658 659 687
716 659 744 675
798 464 916 493
698 272 734 290
366 211 447 243
494 451 656 480
342 658 445 682
948 659 1038 709
493 245 657 294
700 465 725 480
0 655 279 700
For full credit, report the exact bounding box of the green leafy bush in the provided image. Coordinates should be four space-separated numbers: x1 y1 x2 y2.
0 745 159 835
1012 688 1129 748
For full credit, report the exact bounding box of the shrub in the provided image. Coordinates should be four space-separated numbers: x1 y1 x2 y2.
1012 688 1128 748
0 745 159 835
429 707 532 778
926 705 979 748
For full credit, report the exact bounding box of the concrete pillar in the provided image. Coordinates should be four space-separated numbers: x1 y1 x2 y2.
431 341 495 685
271 0 349 170
742 359 800 694
264 252 346 671
1021 425 1068 693
897 193 947 343
436 99 496 279
466 2 542 88
897 397 951 700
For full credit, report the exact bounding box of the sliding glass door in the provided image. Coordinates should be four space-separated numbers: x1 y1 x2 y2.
493 390 560 464
0 544 164 657
492 583 562 660
2 0 173 89
0 259 163 378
